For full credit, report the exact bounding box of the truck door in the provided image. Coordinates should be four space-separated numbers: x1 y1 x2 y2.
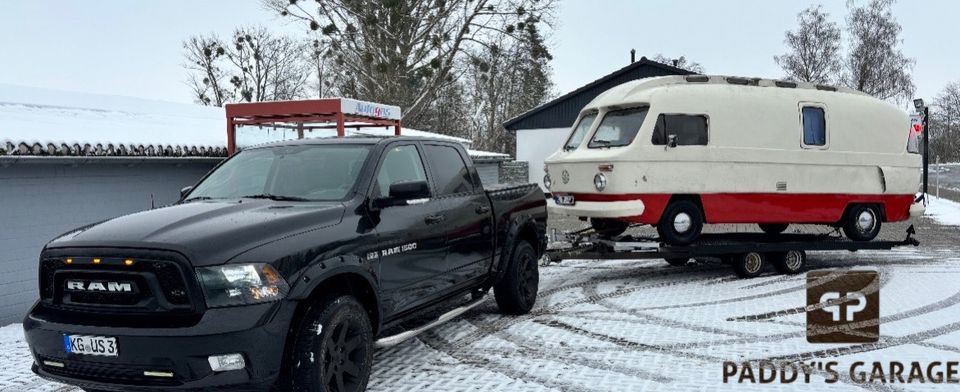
422 143 496 287
371 143 448 315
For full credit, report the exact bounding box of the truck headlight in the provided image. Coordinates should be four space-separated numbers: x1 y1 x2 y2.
196 263 289 307
543 174 552 190
594 173 607 191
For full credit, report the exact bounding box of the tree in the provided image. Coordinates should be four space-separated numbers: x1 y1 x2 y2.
930 82 960 162
263 0 557 126
774 5 842 84
651 54 704 74
843 0 914 101
183 26 312 106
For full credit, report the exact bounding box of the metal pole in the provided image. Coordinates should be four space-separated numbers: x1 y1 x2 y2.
922 106 929 204
936 157 940 200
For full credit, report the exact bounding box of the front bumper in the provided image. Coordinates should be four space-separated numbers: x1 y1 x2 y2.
548 198 646 219
23 300 294 391
909 201 926 218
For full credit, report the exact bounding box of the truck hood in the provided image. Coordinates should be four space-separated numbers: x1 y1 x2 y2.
46 199 346 266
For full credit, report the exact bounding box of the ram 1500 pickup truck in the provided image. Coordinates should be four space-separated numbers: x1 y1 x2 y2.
23 136 547 392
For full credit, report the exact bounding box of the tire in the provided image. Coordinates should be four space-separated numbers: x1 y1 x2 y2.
494 241 539 315
657 199 704 245
665 257 690 266
758 223 789 234
731 252 766 278
289 296 373 392
771 250 806 274
590 218 629 238
841 204 882 241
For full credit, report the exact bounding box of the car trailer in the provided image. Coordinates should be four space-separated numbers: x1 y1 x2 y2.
546 225 920 278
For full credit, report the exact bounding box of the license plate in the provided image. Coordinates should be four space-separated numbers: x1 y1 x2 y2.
554 194 576 206
64 334 118 356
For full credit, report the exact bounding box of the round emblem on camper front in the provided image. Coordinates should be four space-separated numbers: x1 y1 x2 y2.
561 170 570 184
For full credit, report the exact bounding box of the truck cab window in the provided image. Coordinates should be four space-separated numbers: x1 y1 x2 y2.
563 112 598 150
424 144 475 196
802 106 827 146
588 107 649 148
376 145 427 198
652 114 708 146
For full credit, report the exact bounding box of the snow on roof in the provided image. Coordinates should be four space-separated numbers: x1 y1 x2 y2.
0 84 478 157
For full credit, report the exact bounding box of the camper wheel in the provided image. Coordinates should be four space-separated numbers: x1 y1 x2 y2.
590 218 630 238
657 199 704 245
732 252 766 278
758 224 789 234
842 204 882 241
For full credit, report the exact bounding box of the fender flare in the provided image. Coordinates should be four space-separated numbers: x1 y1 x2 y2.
286 254 382 325
492 214 540 285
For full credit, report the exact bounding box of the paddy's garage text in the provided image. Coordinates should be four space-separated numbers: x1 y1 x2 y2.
723 361 960 385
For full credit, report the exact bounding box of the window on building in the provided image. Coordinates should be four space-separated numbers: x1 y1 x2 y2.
651 114 709 145
802 106 827 146
588 107 649 148
424 145 476 196
375 145 427 198
563 112 598 150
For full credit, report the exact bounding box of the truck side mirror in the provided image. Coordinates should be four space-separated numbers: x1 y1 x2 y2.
374 180 430 208
667 134 678 148
180 186 194 200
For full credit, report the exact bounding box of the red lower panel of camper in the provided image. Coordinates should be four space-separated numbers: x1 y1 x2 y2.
565 193 915 225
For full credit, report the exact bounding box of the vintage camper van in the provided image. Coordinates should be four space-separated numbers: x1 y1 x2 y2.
544 75 924 245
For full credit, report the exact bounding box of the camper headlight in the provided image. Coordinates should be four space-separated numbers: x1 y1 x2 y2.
196 263 289 307
543 174 552 190
593 173 607 192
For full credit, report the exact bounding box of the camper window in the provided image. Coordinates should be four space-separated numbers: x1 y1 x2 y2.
802 106 827 147
651 114 708 146
564 112 599 150
588 107 649 148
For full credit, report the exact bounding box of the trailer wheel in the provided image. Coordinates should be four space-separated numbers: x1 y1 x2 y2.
842 204 882 241
732 252 766 278
657 200 704 245
772 250 806 274
590 218 630 238
758 224 789 234
664 257 690 266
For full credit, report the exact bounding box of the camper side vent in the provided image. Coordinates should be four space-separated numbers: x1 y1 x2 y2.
776 181 788 192
775 81 797 88
686 75 710 83
815 85 837 92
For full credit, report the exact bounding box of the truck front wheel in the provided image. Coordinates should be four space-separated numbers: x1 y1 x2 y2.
290 296 373 392
494 241 539 315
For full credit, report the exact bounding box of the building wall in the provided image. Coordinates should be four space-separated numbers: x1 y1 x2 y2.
474 161 502 186
516 127 569 189
0 159 219 325
499 161 530 185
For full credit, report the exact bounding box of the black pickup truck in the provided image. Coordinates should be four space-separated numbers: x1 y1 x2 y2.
23 136 547 392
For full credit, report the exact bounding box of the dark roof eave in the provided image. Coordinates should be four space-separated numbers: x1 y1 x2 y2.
502 58 696 130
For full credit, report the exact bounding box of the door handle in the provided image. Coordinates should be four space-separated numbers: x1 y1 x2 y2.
424 215 445 225
475 204 491 214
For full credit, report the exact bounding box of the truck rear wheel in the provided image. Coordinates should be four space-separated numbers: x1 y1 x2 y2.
842 204 882 241
494 241 539 315
771 250 806 274
289 296 373 392
657 200 704 245
590 218 629 238
732 252 766 278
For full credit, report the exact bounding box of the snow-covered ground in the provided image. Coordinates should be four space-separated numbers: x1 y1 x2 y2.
926 196 960 226
3 213 960 391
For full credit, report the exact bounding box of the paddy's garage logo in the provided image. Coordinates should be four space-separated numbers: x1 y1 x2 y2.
723 360 960 385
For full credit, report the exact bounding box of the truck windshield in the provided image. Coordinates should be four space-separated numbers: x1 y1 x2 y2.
588 107 649 148
563 112 598 150
186 145 371 202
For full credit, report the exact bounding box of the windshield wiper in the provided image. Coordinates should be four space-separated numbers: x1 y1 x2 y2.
241 194 312 202
182 196 213 203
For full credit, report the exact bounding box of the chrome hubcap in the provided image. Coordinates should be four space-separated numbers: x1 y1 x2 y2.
856 211 875 232
744 253 762 273
673 213 692 233
784 251 803 270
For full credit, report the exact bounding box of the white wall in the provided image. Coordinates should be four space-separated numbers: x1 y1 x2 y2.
515 127 569 189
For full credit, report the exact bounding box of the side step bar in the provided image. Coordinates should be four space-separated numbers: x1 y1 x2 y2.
374 297 486 348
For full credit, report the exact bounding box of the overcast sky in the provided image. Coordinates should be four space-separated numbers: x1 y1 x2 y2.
1 0 957 107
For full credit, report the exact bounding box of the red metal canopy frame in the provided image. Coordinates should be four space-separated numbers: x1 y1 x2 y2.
224 98 402 155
